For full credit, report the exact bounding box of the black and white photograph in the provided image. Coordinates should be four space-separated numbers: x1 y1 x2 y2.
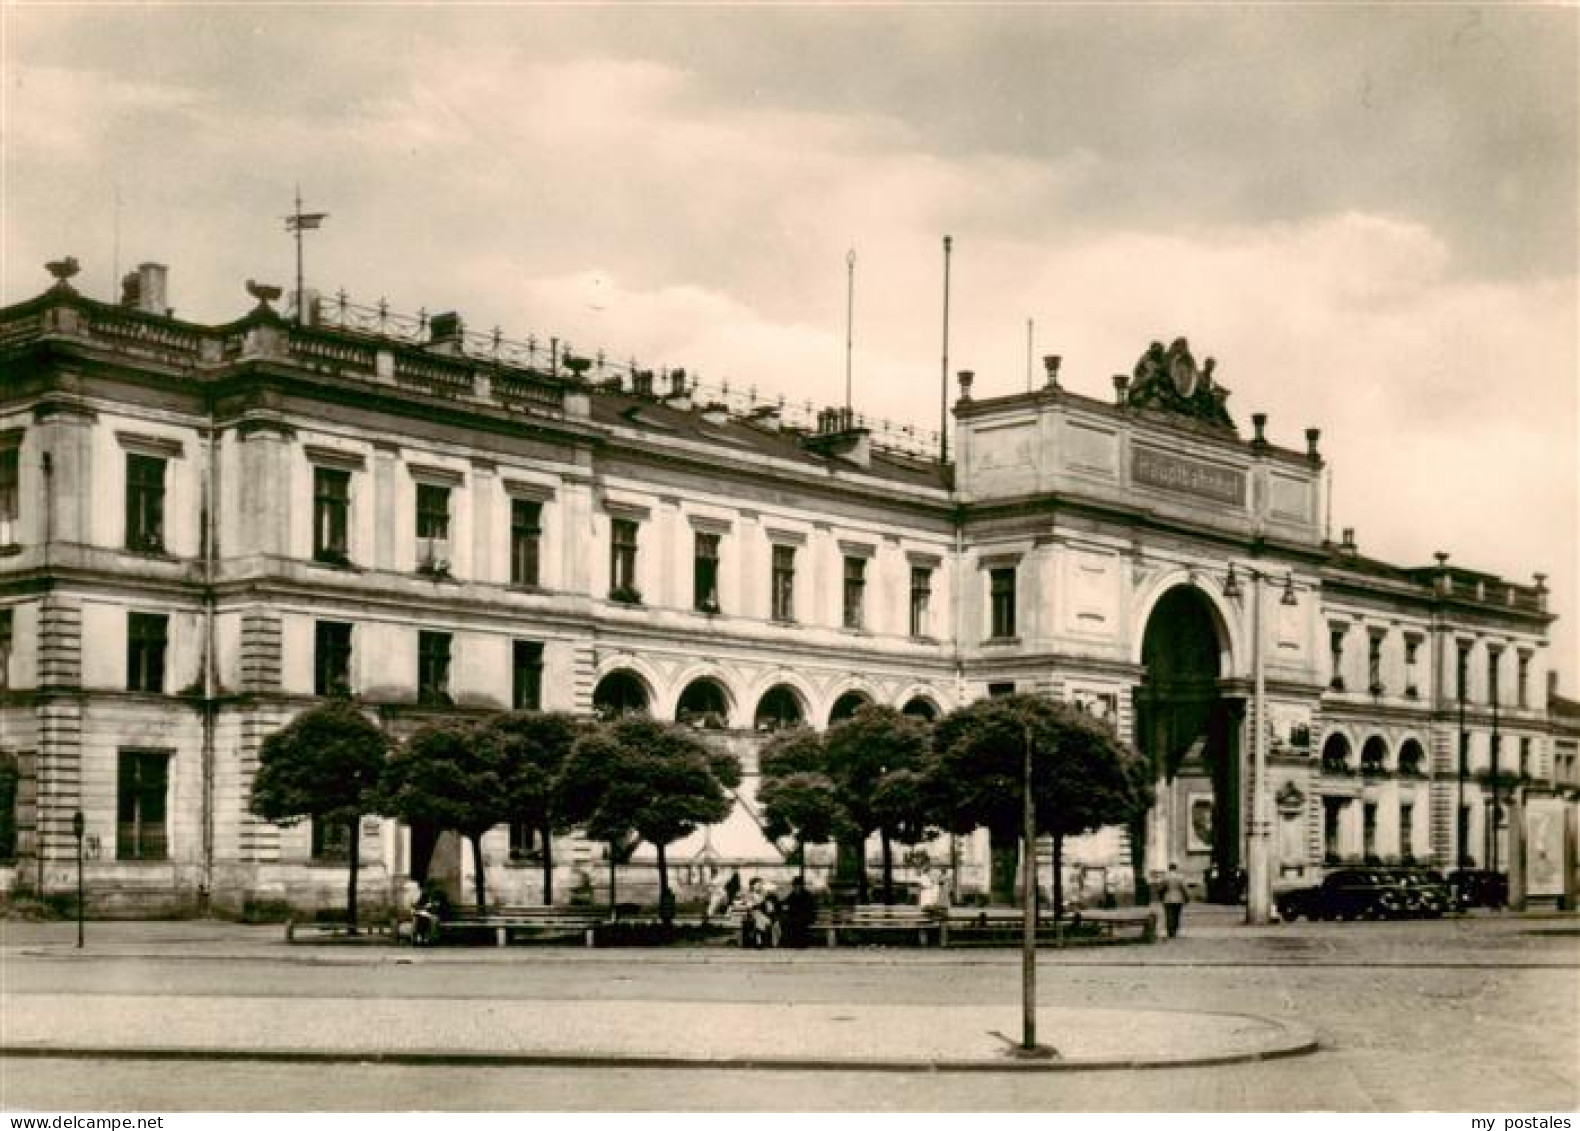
1 2 1576 1119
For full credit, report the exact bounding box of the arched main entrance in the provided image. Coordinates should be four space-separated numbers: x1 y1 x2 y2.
1134 585 1243 902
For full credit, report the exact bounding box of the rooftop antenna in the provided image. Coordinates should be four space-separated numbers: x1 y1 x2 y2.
1026 318 1034 392
284 184 328 325
940 235 953 463
845 248 857 412
111 183 122 297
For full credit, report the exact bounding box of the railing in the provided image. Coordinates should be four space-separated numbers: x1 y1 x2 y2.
83 306 205 361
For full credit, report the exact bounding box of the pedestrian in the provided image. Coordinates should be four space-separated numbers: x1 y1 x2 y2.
724 868 742 906
781 876 816 948
1160 862 1190 939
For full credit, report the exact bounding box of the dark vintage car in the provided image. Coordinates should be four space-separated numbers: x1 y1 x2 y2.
1275 868 1411 922
1386 868 1452 918
1447 869 1508 911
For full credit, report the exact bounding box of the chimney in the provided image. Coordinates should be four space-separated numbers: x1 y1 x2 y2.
1112 373 1130 404
957 370 974 402
746 404 782 432
135 263 169 316
632 369 655 397
1251 413 1268 448
1341 527 1356 554
664 367 693 411
1305 427 1322 462
801 404 871 468
428 311 465 356
1043 355 1062 389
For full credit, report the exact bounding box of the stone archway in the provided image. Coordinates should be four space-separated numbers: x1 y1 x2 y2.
1134 585 1243 902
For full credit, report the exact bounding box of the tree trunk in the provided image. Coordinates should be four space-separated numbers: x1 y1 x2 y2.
608 842 618 920
989 827 1018 904
854 835 870 903
799 844 807 882
1129 814 1151 906
345 816 360 935
470 833 488 908
1052 831 1064 922
656 841 671 924
880 833 894 904
540 824 554 906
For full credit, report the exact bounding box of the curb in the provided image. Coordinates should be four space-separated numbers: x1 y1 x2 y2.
0 1023 1319 1073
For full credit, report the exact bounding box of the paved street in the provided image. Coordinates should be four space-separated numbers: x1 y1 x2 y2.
1 912 1576 1111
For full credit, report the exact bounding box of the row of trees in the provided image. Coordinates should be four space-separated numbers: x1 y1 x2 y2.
250 693 1152 932
759 698 1153 910
250 704 739 932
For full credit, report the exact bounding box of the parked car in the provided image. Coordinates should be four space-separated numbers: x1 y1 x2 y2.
1447 869 1508 911
1387 868 1451 918
1275 868 1411 921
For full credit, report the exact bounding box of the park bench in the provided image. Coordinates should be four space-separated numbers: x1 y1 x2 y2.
938 905 1138 947
827 903 942 947
1071 906 1157 943
415 905 606 948
284 910 401 944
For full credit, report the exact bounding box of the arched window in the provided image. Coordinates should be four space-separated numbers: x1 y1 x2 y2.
1321 733 1353 776
754 685 805 732
1361 736 1389 778
901 696 938 721
828 691 871 726
593 670 649 719
1397 739 1425 777
677 678 730 730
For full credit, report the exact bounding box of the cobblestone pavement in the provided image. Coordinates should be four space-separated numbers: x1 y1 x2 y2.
1 912 1576 1111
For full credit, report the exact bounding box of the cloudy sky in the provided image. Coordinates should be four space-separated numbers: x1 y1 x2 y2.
5 4 1577 685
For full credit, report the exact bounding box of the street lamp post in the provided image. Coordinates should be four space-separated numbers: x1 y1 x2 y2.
72 810 84 949
1022 718 1037 1052
1225 565 1296 926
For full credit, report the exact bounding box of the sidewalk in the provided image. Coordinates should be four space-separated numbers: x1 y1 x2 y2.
0 917 1326 1071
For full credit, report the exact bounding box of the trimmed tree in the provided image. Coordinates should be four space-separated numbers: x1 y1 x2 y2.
487 711 584 906
823 704 935 903
559 717 741 922
933 694 1152 910
249 701 388 932
758 727 845 879
379 719 509 909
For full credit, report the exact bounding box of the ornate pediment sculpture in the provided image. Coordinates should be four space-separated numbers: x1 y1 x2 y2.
1126 337 1237 433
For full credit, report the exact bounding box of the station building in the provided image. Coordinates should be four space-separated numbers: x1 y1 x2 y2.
0 258 1569 915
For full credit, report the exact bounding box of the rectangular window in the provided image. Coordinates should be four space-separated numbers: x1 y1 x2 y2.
1519 737 1531 779
0 751 18 861
1457 804 1472 866
989 567 1017 639
0 608 11 691
314 621 353 697
1367 632 1384 695
510 500 542 587
1517 652 1531 708
125 453 166 552
313 467 351 563
1404 637 1421 698
0 445 18 545
117 749 169 860
1329 627 1347 690
1456 641 1471 703
842 556 866 631
311 816 350 863
1399 801 1414 857
509 822 538 862
771 544 796 622
126 612 168 693
512 640 543 711
693 532 721 612
1487 648 1502 706
417 631 452 706
988 681 1016 698
1323 798 1342 862
610 519 639 598
415 483 451 541
909 565 933 638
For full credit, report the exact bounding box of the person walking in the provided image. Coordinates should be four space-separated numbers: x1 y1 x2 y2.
1160 862 1190 939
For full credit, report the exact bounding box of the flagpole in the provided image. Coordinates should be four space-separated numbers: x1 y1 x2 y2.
294 185 305 324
